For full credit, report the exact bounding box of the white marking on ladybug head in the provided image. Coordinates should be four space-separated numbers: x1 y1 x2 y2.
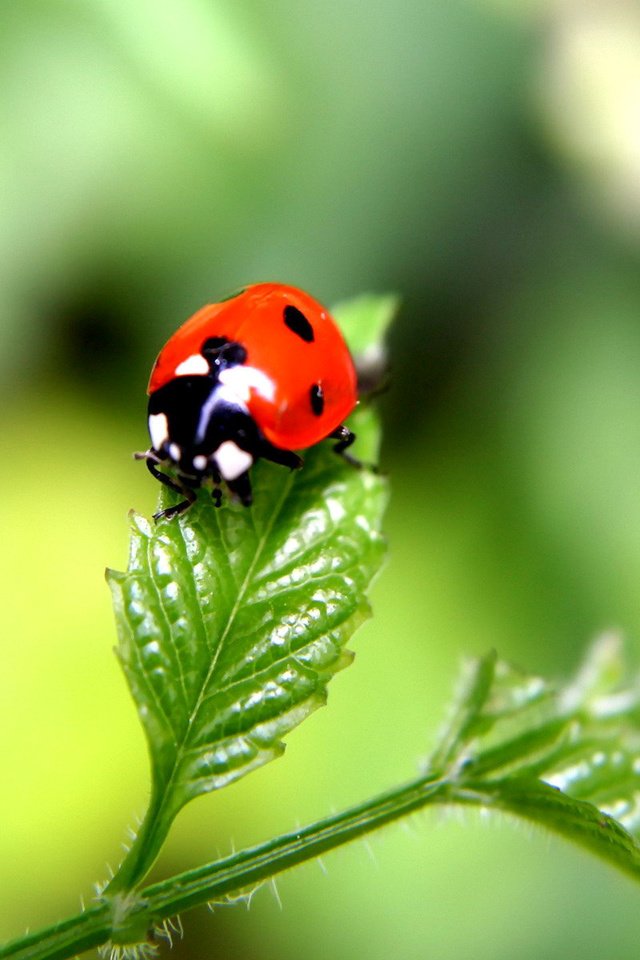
175 353 210 376
169 443 181 462
195 385 248 444
148 412 169 451
214 441 254 481
192 454 208 471
218 365 275 404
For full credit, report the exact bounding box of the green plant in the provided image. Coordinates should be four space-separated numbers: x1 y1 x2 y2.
3 294 640 960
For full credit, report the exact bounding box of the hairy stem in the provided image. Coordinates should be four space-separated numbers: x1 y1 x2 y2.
0 771 449 960
143 772 449 914
103 788 171 896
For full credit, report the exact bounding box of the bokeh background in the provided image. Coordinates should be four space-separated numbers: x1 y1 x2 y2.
3 0 640 956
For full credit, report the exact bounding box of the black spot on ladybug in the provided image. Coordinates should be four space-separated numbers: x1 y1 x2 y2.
202 337 247 368
309 382 324 416
201 336 228 355
283 305 314 343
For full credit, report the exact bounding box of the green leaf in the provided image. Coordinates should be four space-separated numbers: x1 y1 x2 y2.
109 451 386 807
434 634 640 874
472 779 640 877
331 292 399 358
332 293 398 394
427 650 498 773
104 295 391 890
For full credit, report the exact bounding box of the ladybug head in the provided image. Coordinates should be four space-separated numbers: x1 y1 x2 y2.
147 373 260 483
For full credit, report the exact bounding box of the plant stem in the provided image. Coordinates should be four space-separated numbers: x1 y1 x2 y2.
3 764 640 960
0 907 110 960
102 788 170 896
143 772 449 915
0 771 449 960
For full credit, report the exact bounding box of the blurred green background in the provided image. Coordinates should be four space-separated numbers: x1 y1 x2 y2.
3 0 640 956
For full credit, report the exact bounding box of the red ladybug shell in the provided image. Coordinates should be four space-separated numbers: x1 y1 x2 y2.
148 283 358 451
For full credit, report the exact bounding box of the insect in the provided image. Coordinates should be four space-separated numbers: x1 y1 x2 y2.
139 283 359 520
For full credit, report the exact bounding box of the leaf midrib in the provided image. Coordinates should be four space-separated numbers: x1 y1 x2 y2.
156 472 297 802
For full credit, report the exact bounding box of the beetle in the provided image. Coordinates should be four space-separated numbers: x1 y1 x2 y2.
138 283 359 520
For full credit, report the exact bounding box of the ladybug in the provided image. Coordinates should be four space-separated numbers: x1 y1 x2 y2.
139 283 359 520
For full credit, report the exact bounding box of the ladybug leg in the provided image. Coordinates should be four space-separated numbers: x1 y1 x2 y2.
154 497 196 522
259 440 304 472
205 462 223 507
329 425 363 469
144 456 197 521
